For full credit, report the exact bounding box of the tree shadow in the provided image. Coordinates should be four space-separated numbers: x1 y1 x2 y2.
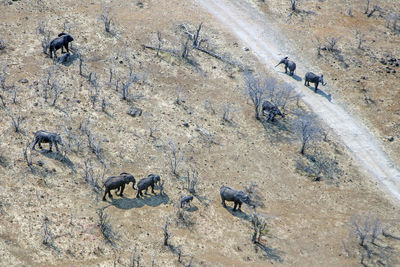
109 193 169 210
224 206 251 221
260 118 293 144
255 242 284 262
37 150 75 172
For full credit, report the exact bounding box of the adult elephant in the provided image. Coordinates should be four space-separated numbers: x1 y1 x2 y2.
305 72 326 92
103 173 136 201
220 186 254 211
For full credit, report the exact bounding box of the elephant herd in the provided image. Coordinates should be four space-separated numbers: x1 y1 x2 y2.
36 33 327 214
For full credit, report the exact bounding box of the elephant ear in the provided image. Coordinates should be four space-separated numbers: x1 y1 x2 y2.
67 35 74 42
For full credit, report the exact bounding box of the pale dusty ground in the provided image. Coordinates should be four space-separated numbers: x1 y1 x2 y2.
0 0 399 266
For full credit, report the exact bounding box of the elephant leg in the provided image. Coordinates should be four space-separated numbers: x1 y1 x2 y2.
284 66 288 73
144 188 148 195
315 82 319 92
38 142 43 150
103 189 109 201
151 184 155 194
32 139 38 150
108 190 113 198
55 143 59 152
120 184 125 196
65 44 69 53
49 142 53 152
238 203 242 211
233 202 238 211
136 190 141 198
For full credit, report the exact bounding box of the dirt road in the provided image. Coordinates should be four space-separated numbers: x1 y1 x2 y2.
197 0 400 202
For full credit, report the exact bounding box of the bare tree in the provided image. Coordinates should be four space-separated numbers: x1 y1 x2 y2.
168 140 184 176
97 208 117 246
50 79 63 106
186 168 198 194
84 160 104 195
290 0 298 11
204 99 216 115
244 72 274 120
367 4 381 18
121 74 137 101
23 141 33 170
163 216 171 246
0 62 7 90
355 31 366 49
364 0 370 14
386 13 399 32
12 86 17 104
88 72 100 108
41 216 55 247
293 112 320 155
221 103 237 124
347 7 354 17
326 37 340 53
156 31 162 57
37 21 51 55
9 112 22 133
99 2 113 33
251 213 268 244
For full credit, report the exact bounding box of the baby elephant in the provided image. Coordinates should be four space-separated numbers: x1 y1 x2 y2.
103 173 136 201
305 72 326 92
49 33 74 59
180 195 194 208
262 100 285 122
275 56 296 76
220 186 253 211
32 130 63 152
136 174 161 198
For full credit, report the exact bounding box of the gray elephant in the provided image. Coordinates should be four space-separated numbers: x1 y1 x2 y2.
136 174 161 198
49 33 74 59
220 186 254 211
32 130 63 152
275 56 296 76
262 100 285 122
180 195 194 208
102 172 136 201
305 72 326 92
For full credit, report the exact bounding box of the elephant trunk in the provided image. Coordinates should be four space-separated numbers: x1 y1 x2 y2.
274 63 281 68
322 82 327 86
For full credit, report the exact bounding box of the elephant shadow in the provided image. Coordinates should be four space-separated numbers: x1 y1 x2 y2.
305 85 332 102
57 52 79 67
184 206 198 212
110 193 170 210
225 206 251 221
290 73 302 82
39 150 75 172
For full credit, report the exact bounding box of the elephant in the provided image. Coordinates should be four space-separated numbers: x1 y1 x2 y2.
56 52 70 64
49 33 74 59
220 186 254 211
262 100 285 122
32 130 63 152
136 174 161 198
102 172 136 201
305 72 326 92
275 56 296 76
180 195 194 208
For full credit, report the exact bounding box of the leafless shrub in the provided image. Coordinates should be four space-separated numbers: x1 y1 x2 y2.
175 203 194 227
163 216 172 246
244 182 264 208
121 74 138 101
355 31 366 49
293 111 320 155
244 72 274 120
146 119 159 139
0 94 5 108
37 21 51 55
313 37 323 57
195 126 219 147
186 168 198 194
88 72 100 108
129 246 142 267
23 141 33 170
175 89 186 105
367 4 381 18
156 31 162 57
97 208 117 246
99 2 113 33
9 111 22 133
11 86 17 104
168 140 184 177
386 13 398 32
41 216 55 247
348 7 353 17
0 62 7 90
0 36 6 50
204 99 216 115
84 160 104 195
326 37 341 53
251 212 268 244
80 119 105 166
221 103 237 124
50 79 63 106
364 0 370 14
